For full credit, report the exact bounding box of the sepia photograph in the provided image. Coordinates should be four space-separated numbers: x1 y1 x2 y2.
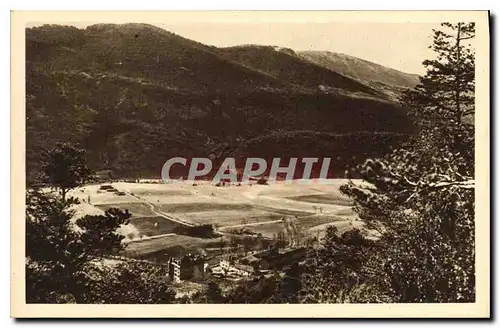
10 10 490 318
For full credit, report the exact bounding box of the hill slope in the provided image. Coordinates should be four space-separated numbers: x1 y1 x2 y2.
26 24 412 181
299 51 420 100
218 45 388 100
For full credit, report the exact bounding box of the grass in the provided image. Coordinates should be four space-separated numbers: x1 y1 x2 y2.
239 215 348 238
128 216 182 236
287 194 353 206
157 203 311 227
122 234 224 259
94 202 156 217
131 189 192 197
158 203 255 213
174 211 283 227
242 222 286 237
251 205 311 217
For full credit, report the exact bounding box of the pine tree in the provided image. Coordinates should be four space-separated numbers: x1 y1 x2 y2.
403 22 475 127
337 22 476 302
41 142 94 200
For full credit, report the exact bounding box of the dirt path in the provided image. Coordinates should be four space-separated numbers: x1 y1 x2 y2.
122 189 195 227
143 201 195 227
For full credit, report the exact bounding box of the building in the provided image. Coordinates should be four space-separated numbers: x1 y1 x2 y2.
231 264 254 277
250 247 308 271
210 259 255 279
167 254 207 283
167 257 181 283
220 259 230 272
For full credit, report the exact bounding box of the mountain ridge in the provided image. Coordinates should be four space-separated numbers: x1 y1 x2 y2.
298 50 420 100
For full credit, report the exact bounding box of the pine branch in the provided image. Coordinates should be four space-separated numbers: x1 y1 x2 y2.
458 35 475 41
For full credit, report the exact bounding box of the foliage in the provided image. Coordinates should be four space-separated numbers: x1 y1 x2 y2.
25 186 176 303
223 275 281 304
183 281 226 304
300 227 388 303
403 22 475 126
40 142 94 199
337 22 476 303
86 262 176 304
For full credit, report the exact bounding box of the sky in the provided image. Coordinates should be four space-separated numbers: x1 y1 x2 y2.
159 22 439 75
27 21 440 75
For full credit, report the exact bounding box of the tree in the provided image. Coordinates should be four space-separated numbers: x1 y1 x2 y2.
403 22 475 127
25 188 177 303
339 22 475 302
242 236 254 256
88 262 176 304
279 262 302 303
186 280 226 303
300 227 386 303
224 275 282 304
41 142 94 200
26 188 128 302
276 230 287 249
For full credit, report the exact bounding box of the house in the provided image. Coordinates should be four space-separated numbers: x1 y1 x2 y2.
167 257 181 283
231 264 254 277
211 259 255 278
167 254 207 283
220 259 230 272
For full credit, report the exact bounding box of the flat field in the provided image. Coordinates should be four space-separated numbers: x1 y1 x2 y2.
68 179 369 258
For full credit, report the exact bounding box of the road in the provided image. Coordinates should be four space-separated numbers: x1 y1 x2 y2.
124 190 195 227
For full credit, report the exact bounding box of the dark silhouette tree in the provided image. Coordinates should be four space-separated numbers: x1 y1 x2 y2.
26 188 128 302
339 22 475 302
41 143 93 200
300 227 384 303
25 187 176 303
403 22 475 127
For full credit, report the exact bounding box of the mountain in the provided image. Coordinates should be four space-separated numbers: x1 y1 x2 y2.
217 45 389 100
26 23 412 181
298 51 420 100
26 24 288 93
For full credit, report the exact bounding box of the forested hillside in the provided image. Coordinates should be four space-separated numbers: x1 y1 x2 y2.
26 23 413 181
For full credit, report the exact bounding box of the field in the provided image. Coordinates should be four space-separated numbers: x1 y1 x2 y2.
287 194 354 206
120 234 227 262
68 179 367 259
127 217 182 236
94 202 157 218
241 215 348 238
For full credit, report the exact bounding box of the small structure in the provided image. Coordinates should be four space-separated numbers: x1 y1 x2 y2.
220 259 230 272
211 259 255 278
167 254 207 283
231 264 254 277
98 184 119 193
168 257 182 283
